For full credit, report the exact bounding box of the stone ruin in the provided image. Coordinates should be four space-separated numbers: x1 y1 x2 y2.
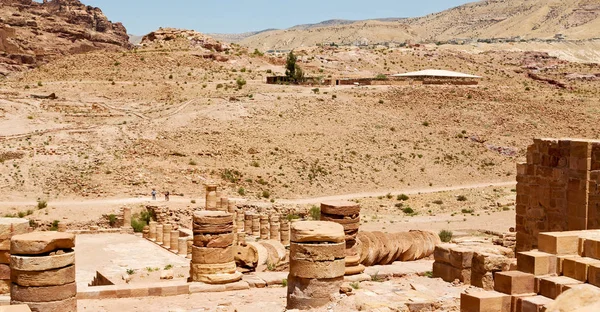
458 138 600 312
287 221 345 309
190 211 242 284
10 232 77 311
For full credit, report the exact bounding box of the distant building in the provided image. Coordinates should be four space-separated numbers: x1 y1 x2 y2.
391 69 482 85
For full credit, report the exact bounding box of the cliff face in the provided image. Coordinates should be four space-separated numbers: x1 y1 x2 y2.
0 0 131 76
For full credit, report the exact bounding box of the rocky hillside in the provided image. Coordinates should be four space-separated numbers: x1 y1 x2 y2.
239 0 600 50
0 0 130 76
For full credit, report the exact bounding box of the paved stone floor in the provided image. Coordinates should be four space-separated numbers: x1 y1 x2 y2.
76 234 190 288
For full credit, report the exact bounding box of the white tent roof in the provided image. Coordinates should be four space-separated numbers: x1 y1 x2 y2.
391 69 481 79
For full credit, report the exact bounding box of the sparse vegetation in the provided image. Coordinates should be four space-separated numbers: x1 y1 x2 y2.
439 230 453 242
309 205 321 220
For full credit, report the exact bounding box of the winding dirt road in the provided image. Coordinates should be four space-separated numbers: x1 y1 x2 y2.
0 181 515 208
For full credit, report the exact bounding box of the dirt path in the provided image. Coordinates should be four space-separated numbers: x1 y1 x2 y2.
0 181 515 208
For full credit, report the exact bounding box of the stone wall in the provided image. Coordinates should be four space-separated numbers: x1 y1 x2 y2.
516 139 600 252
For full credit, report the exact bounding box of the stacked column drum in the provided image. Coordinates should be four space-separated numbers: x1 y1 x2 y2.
191 211 242 284
287 221 345 310
10 232 77 311
0 218 29 294
320 201 365 275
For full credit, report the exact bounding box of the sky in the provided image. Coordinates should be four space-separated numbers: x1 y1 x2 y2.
80 0 475 35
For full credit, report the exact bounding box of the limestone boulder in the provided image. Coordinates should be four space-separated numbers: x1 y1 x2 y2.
10 232 75 256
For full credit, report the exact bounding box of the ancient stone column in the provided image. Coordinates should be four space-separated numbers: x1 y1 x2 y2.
122 207 132 229
205 183 218 211
215 191 223 210
220 197 229 212
142 226 150 239
149 221 157 241
237 232 246 246
260 215 269 240
287 221 345 310
191 211 242 284
270 215 280 242
170 230 179 253
252 215 260 237
156 224 164 245
244 213 253 233
280 218 290 246
178 237 188 256
187 237 193 259
236 211 245 233
320 201 365 276
163 224 173 249
10 232 77 311
57 223 67 232
228 201 236 214
0 218 29 295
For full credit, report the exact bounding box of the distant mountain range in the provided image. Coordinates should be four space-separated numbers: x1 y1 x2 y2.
128 0 600 51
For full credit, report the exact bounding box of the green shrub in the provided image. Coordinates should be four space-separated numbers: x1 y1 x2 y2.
402 207 415 214
309 206 321 220
37 199 47 209
236 77 247 89
397 194 409 201
350 282 360 289
287 214 300 221
262 190 270 198
282 278 288 287
108 214 117 227
49 220 59 231
131 218 146 233
439 230 453 243
238 187 246 196
457 195 468 202
461 208 474 214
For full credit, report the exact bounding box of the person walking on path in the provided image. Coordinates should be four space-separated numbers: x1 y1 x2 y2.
164 191 170 202
151 189 157 200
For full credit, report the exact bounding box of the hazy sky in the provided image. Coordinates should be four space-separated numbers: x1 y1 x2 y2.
80 0 475 35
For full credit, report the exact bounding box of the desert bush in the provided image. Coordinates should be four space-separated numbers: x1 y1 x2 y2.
397 194 409 201
457 195 468 202
433 200 443 205
108 214 117 227
309 206 321 220
50 220 59 231
37 199 47 209
439 230 453 242
402 207 415 215
236 77 247 89
461 208 474 214
238 187 246 196
261 190 270 198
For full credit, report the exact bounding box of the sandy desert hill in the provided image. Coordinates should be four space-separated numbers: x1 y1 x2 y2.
0 1 599 228
237 0 600 50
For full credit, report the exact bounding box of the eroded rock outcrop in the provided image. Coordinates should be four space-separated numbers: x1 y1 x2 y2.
0 0 131 76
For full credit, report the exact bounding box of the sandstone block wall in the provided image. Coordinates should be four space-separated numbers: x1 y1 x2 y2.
516 139 600 252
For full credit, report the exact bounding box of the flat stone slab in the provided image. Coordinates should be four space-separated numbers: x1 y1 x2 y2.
344 273 371 283
253 272 288 286
10 232 75 255
365 260 434 279
0 305 32 312
290 221 344 243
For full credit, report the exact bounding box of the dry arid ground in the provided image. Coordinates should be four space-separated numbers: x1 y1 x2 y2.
0 34 599 229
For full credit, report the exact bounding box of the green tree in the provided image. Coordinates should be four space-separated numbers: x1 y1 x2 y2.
285 51 305 83
285 51 297 79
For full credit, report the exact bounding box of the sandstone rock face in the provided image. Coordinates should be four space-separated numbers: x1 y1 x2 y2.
140 28 230 52
0 0 131 76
